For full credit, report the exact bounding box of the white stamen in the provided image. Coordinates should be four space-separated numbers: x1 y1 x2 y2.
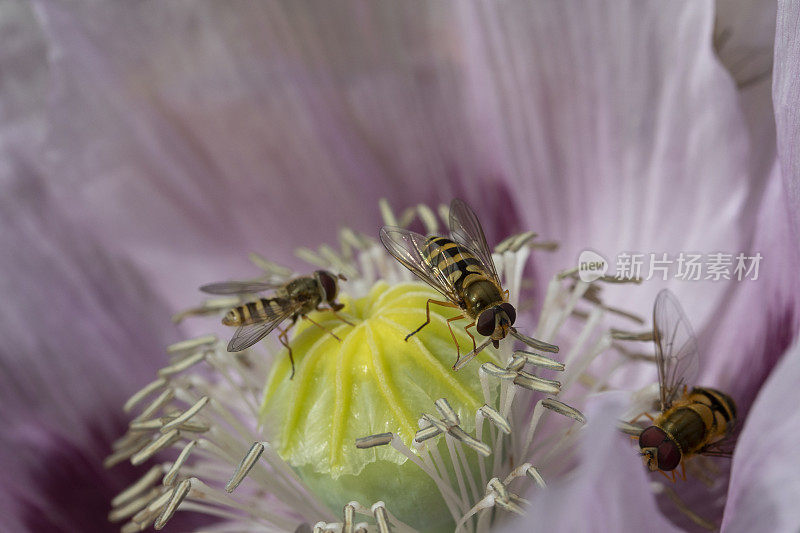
109 201 649 532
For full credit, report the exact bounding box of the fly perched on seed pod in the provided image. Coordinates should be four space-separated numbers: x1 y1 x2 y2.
379 198 558 369
634 289 737 481
201 270 351 378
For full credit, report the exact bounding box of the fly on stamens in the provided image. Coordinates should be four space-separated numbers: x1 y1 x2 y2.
379 198 558 370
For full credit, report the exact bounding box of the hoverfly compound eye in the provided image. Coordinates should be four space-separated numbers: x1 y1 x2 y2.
638 426 666 448
316 271 338 302
657 441 681 471
499 303 516 325
476 309 496 336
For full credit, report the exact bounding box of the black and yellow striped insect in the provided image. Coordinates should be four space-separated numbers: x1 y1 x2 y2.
637 289 737 481
379 198 557 369
200 270 349 378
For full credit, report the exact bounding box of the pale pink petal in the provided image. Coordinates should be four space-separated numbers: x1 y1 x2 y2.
721 336 800 532
31 0 522 309
455 1 752 331
503 393 680 533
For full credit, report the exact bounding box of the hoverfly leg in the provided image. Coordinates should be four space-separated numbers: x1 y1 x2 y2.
445 314 466 366
628 411 655 424
463 322 477 353
302 315 342 342
277 328 295 380
658 469 672 482
329 309 355 327
679 462 686 482
405 299 459 341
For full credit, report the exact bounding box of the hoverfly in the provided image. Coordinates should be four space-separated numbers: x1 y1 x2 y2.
379 198 557 369
636 289 737 481
200 270 350 378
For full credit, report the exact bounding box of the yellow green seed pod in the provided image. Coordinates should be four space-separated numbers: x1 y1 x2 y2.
261 281 498 530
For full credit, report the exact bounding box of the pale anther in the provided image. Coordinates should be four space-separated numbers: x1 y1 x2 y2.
513 372 561 395
123 378 168 413
166 334 216 355
355 432 393 449
131 429 180 466
480 362 516 380
542 398 586 424
160 396 209 433
112 465 163 508
478 404 511 434
134 388 175 422
158 350 207 377
226 441 265 493
414 425 442 443
163 440 197 486
434 398 459 426
505 355 526 372
514 350 566 371
154 478 192 530
448 426 491 457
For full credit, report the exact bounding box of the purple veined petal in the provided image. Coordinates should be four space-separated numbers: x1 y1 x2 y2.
501 392 680 533
773 0 800 240
29 0 528 310
720 336 800 532
454 1 754 336
0 158 183 530
699 164 800 413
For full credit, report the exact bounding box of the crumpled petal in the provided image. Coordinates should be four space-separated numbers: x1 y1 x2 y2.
713 0 778 184
721 336 800 532
503 392 680 533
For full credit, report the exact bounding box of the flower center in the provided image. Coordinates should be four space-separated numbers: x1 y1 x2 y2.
260 281 498 530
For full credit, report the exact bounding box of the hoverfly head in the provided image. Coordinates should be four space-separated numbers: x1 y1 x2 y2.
638 425 680 472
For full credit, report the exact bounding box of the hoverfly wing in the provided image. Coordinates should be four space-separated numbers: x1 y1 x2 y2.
699 436 737 459
200 280 283 295
653 289 700 411
379 226 461 304
448 198 501 286
226 298 301 352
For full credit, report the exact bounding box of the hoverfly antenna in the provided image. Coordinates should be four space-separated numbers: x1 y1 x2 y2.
338 273 348 281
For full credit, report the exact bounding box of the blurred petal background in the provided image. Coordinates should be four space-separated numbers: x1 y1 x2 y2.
0 0 798 531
